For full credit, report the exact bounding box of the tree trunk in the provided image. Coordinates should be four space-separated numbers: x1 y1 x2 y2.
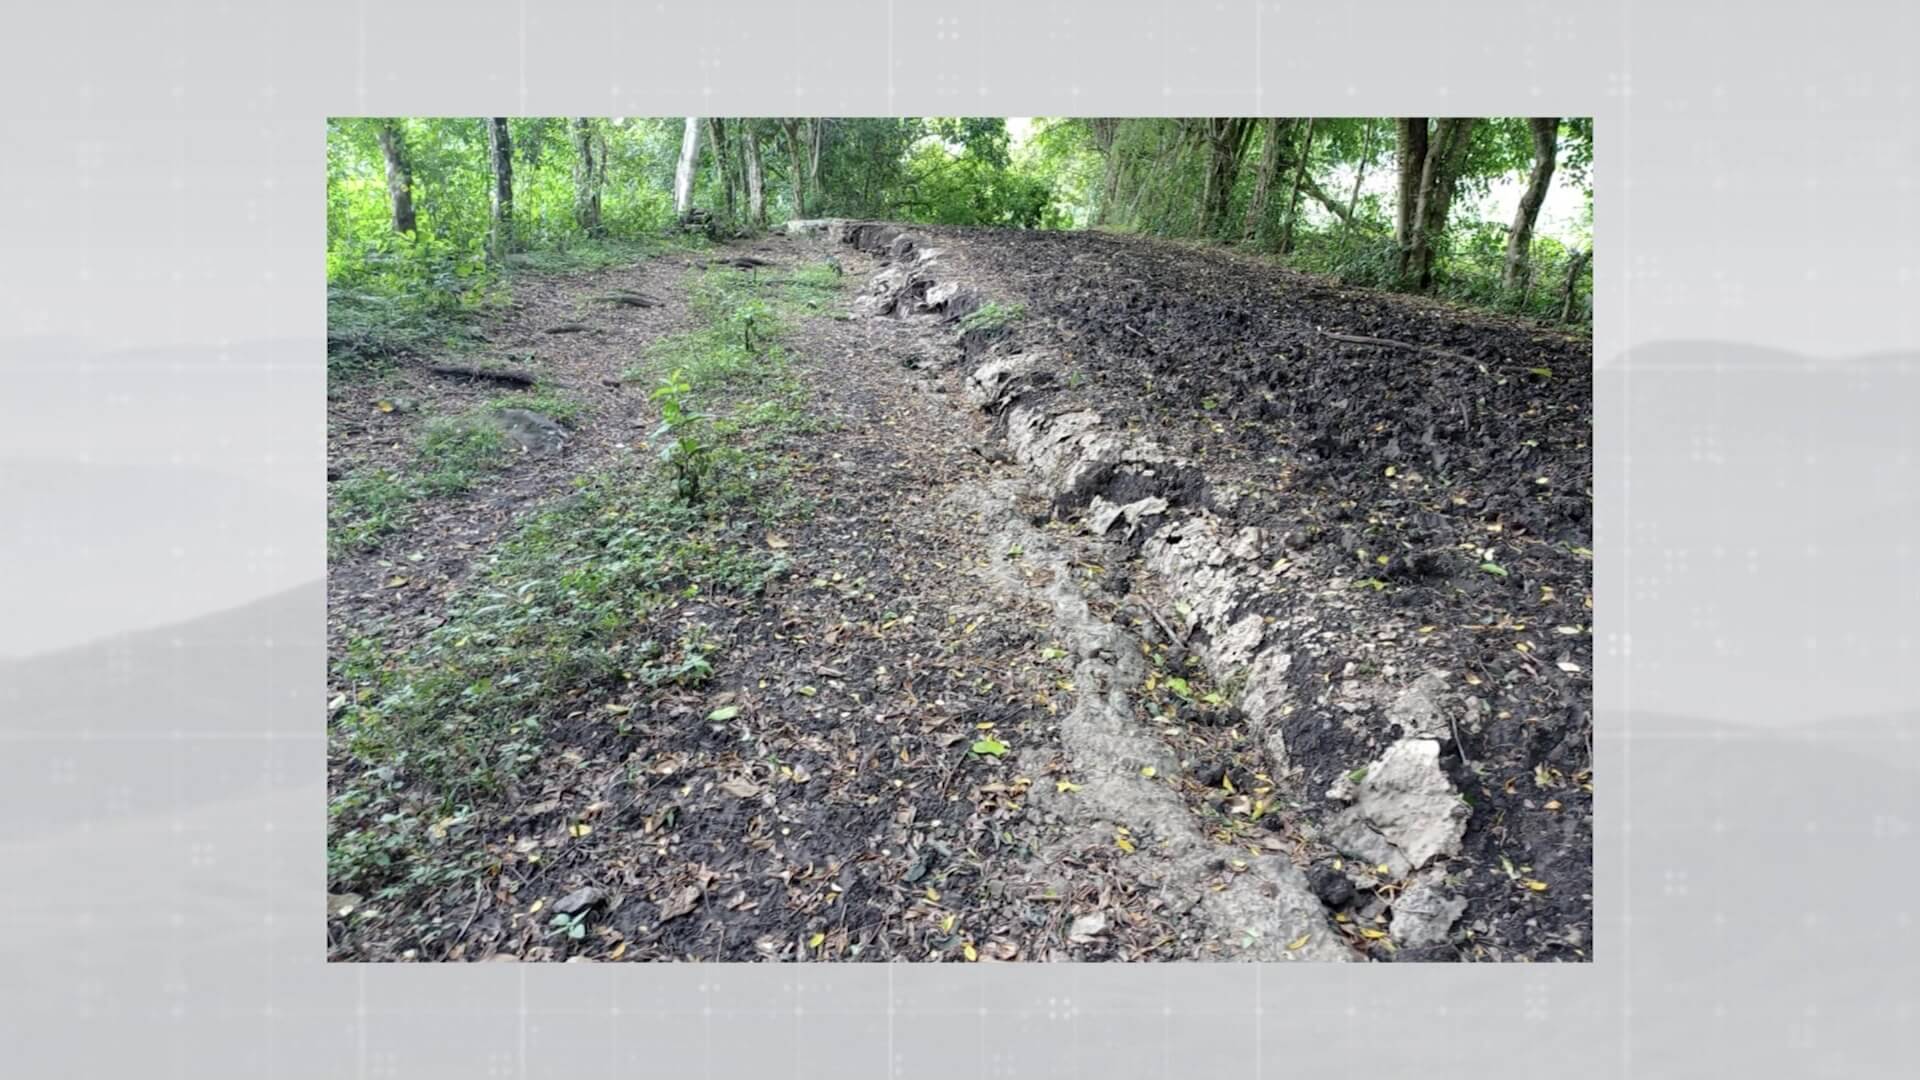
706 117 737 221
1338 118 1375 256
1394 118 1477 290
1393 118 1428 280
1410 118 1477 290
571 118 602 235
1560 248 1591 322
807 119 825 193
781 120 808 217
742 121 766 228
1119 121 1173 227
1089 119 1121 226
1197 118 1255 238
1502 117 1560 291
377 120 415 234
673 117 702 218
1241 119 1289 244
487 118 514 257
1278 117 1316 255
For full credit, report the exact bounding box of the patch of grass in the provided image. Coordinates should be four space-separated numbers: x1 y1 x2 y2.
328 463 787 898
504 236 674 275
327 409 520 555
958 300 1025 334
417 416 511 496
328 470 416 554
486 389 584 427
327 284 491 382
785 262 845 303
329 249 830 903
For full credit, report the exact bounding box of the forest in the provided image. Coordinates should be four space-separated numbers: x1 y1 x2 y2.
327 115 1593 965
328 116 1592 369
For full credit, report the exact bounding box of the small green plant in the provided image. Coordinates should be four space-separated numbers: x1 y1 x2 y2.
959 300 1025 334
549 911 588 941
650 369 713 503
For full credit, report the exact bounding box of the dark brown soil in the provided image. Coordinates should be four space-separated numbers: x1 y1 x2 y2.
862 225 1594 960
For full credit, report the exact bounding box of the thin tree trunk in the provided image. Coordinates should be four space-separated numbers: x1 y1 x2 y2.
673 117 702 218
781 120 808 217
1279 117 1316 255
1503 117 1560 291
487 118 514 258
1241 119 1288 245
705 117 736 221
570 118 602 235
377 120 415 234
1197 117 1255 238
807 119 825 193
1560 248 1591 322
743 121 766 228
1338 118 1375 256
1090 119 1120 226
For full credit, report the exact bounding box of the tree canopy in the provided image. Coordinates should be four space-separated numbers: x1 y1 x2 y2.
328 116 1593 324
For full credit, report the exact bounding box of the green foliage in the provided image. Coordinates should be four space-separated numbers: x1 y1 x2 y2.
327 249 819 900
958 301 1025 333
650 368 714 504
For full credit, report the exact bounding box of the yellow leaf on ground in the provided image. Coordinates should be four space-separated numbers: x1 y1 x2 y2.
1523 879 1549 892
962 942 978 962
568 823 592 838
1286 934 1311 951
808 932 825 949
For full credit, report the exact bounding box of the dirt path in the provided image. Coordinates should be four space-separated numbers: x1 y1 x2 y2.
328 224 1591 963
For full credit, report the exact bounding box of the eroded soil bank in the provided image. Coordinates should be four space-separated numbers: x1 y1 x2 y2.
327 222 1591 963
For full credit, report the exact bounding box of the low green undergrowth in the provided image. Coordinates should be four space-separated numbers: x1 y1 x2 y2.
328 254 821 906
328 391 582 554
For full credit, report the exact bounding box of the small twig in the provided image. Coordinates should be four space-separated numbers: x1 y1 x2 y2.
1123 323 1147 339
447 882 487 959
1128 600 1185 647
1450 709 1473 768
1317 327 1475 364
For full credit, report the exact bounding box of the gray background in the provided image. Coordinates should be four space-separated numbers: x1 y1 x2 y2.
1 0 1914 1075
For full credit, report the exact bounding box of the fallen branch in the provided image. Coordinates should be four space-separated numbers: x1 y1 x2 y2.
424 363 538 388
596 290 662 308
1317 328 1475 363
543 323 595 334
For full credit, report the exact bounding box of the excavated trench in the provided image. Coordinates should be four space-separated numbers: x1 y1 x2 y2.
821 218 1591 961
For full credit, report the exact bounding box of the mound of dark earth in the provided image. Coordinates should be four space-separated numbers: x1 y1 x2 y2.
838 222 1593 961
